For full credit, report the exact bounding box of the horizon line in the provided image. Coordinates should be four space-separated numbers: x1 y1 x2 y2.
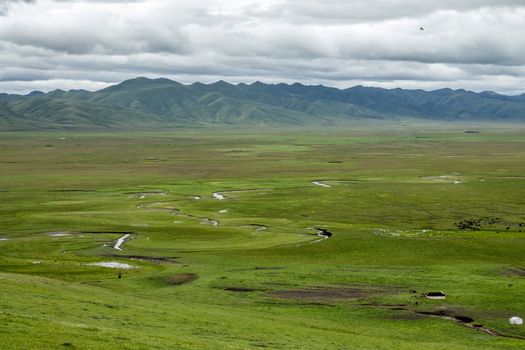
2 77 523 97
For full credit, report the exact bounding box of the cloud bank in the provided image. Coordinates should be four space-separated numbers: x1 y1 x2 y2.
1 0 524 94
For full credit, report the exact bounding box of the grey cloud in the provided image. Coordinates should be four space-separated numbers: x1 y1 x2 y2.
0 3 192 55
0 0 35 15
249 0 525 23
0 0 525 94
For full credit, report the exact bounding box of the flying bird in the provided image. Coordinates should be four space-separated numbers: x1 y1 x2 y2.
420 27 424 31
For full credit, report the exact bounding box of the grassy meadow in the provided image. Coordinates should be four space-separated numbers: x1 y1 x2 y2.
1 125 525 349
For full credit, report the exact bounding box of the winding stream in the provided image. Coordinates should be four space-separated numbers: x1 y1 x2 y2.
114 234 132 250
213 192 226 200
312 181 331 188
309 228 333 243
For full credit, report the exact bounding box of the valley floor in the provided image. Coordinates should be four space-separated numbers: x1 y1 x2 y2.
1 126 524 349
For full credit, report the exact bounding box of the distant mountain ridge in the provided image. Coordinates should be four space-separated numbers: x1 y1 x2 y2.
1 77 525 130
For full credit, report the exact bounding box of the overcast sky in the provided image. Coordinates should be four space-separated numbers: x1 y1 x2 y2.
1 0 525 94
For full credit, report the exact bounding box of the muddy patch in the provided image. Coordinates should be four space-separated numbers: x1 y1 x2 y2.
412 307 525 339
166 273 198 285
270 287 385 300
363 303 427 320
105 255 179 264
455 315 475 323
365 303 525 339
504 267 525 277
415 309 498 336
225 287 262 292
258 301 336 308
87 261 136 269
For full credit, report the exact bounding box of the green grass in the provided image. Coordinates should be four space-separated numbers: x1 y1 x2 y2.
1 126 525 349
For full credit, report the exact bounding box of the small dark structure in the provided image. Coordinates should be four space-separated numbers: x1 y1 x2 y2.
425 291 446 300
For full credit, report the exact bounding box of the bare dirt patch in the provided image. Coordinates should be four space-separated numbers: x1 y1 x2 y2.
225 287 261 292
105 254 179 264
504 267 525 276
412 306 525 339
87 261 136 269
362 303 525 339
258 301 336 308
166 274 198 285
417 308 475 323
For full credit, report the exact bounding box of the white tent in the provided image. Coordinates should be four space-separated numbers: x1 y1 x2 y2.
509 316 523 325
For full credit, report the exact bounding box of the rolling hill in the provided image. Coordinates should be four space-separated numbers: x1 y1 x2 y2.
1 77 525 130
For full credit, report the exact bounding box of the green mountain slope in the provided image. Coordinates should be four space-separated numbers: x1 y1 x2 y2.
1 77 524 130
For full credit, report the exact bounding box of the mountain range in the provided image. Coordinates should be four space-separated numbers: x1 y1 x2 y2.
1 77 525 130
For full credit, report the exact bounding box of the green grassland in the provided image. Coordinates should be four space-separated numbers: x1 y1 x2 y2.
1 125 525 349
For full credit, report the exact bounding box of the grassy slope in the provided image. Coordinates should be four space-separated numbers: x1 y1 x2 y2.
3 78 525 131
1 125 525 349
